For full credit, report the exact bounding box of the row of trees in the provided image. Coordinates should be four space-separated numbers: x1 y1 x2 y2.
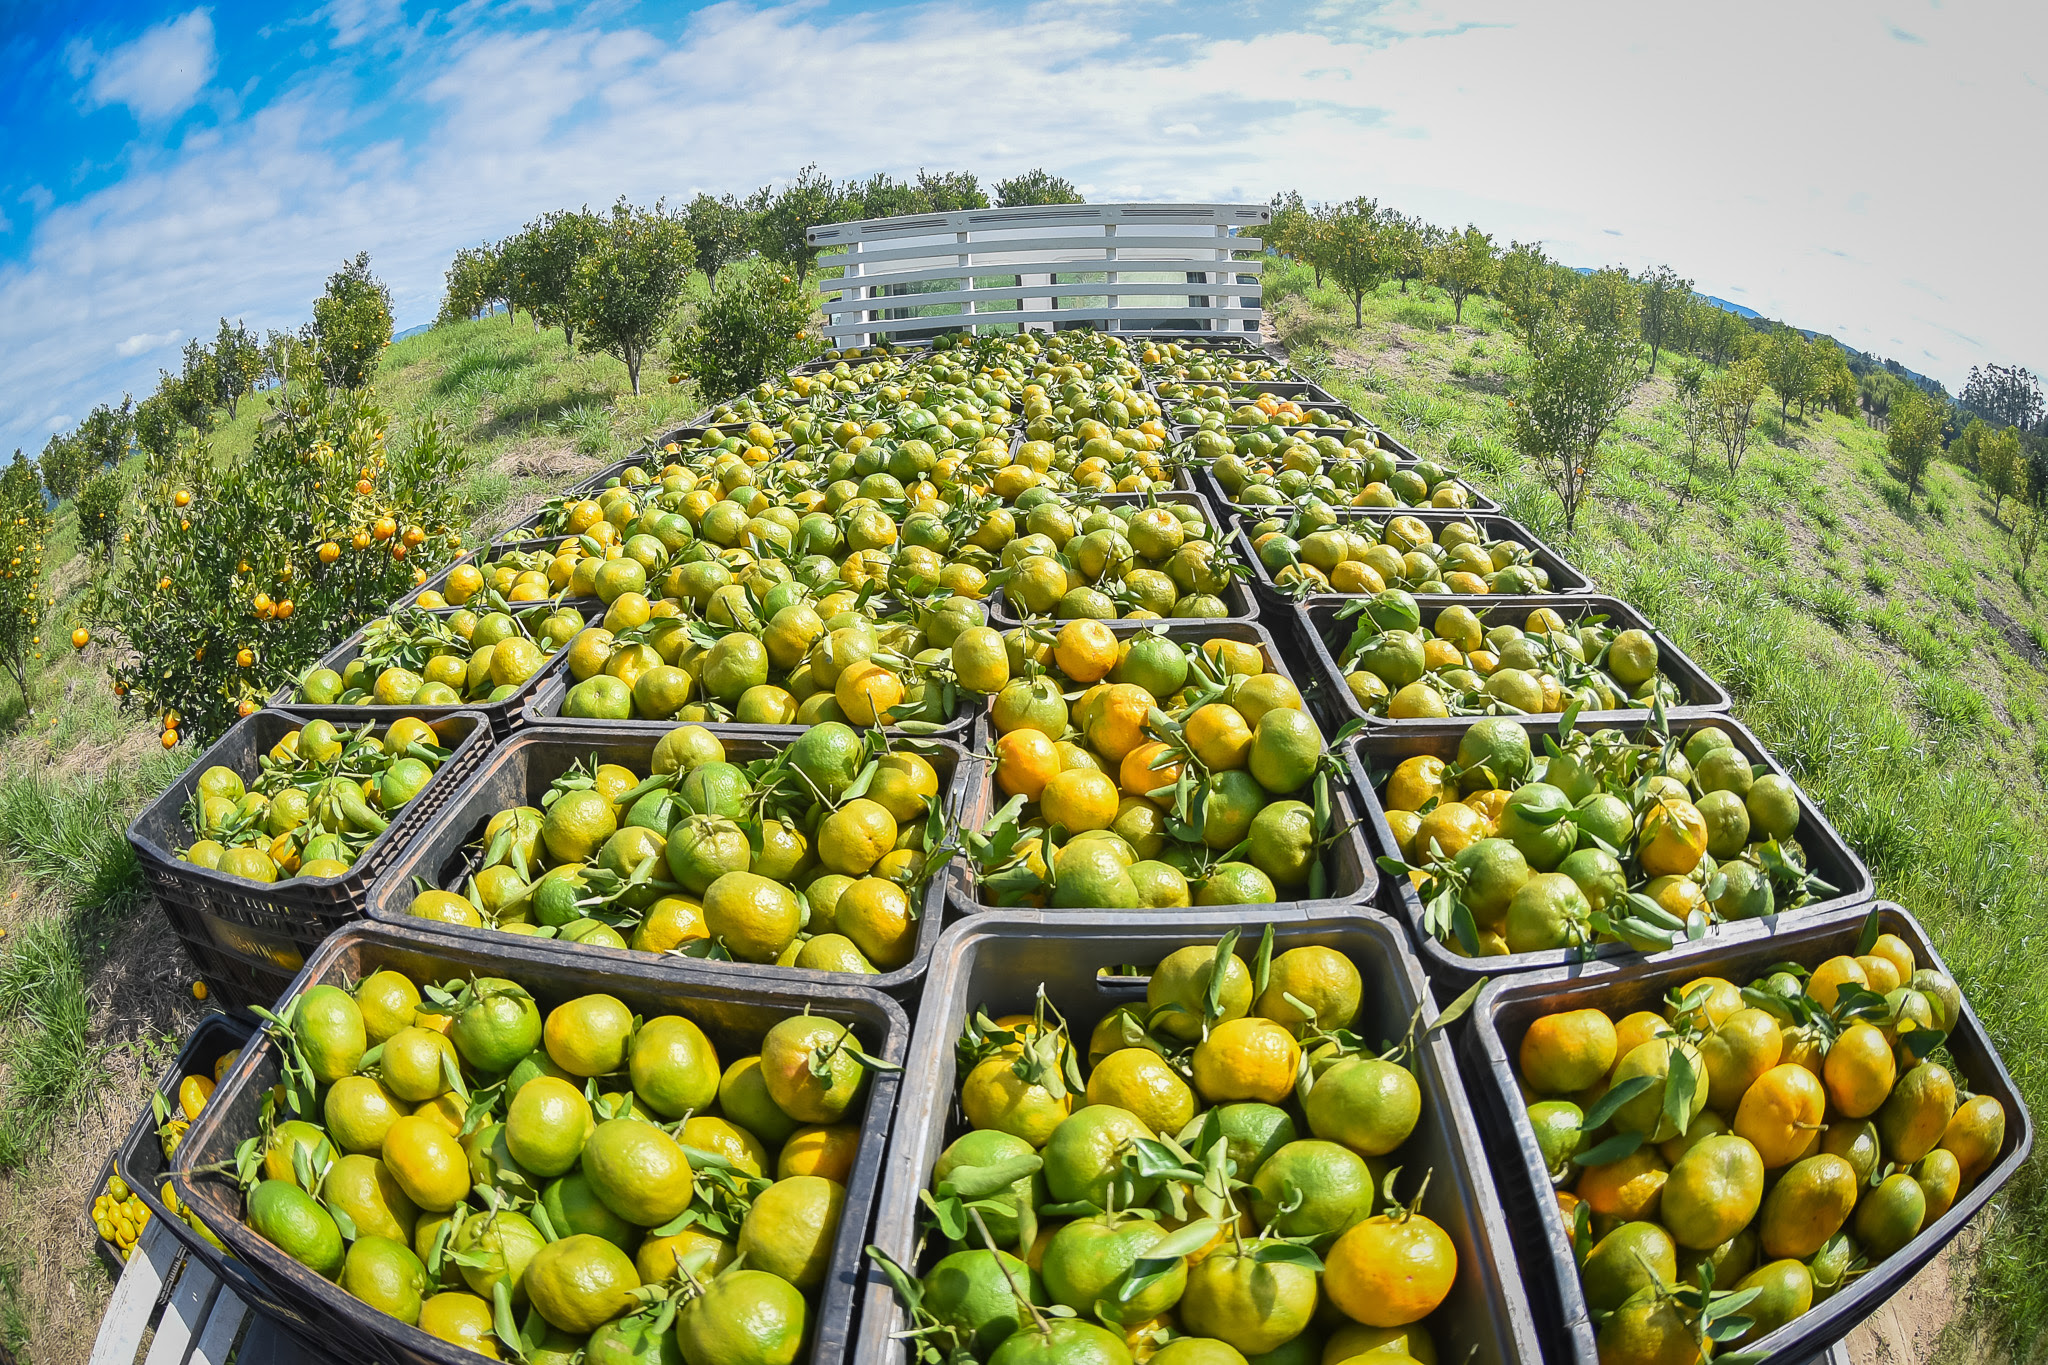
435 166 1085 400
1264 188 2048 532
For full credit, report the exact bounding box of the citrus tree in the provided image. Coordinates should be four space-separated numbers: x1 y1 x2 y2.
1510 317 1649 536
1428 225 1497 325
83 376 467 743
312 252 394 390
76 467 123 561
439 245 508 325
1889 386 1945 500
666 260 819 402
1317 198 1393 327
570 198 695 395
0 450 52 713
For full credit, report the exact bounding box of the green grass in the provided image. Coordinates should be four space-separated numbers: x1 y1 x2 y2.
1275 273 2048 1358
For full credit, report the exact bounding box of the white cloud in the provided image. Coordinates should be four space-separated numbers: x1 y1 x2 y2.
116 329 182 357
7 0 2047 447
70 10 218 122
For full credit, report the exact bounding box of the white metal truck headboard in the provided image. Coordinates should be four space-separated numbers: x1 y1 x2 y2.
807 202 1270 347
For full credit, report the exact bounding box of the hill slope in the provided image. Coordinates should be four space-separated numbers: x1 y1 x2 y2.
1266 258 2048 1362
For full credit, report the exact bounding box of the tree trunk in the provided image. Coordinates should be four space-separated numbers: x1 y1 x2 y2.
626 347 641 396
1648 342 1660 375
1353 294 1363 328
1453 293 1464 325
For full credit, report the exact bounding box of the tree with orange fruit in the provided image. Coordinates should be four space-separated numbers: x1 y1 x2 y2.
81 361 467 743
0 449 53 715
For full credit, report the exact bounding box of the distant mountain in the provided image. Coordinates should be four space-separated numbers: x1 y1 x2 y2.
1689 292 1948 398
1699 294 1761 320
394 321 435 342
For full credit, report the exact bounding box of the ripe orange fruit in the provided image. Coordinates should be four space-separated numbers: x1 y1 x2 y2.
71 628 88 649
319 542 341 563
237 649 255 668
276 600 295 619
352 531 373 551
373 517 397 541
402 526 426 547
356 480 375 496
173 490 191 507
993 730 1061 801
161 730 178 748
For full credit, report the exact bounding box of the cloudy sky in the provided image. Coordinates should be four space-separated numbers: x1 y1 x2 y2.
2 0 2041 448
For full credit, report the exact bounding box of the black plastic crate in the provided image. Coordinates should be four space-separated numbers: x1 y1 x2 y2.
1293 594 1733 733
365 723 978 999
860 909 1545 1364
949 618 1376 919
1351 713 1874 994
1232 508 1594 606
1466 901 2032 1365
174 921 908 1365
113 1014 266 1293
985 489 1260 628
269 609 585 738
130 708 494 985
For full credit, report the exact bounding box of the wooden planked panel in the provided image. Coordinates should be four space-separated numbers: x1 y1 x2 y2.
820 262 1264 297
143 1257 222 1365
822 281 1261 311
186 1287 251 1365
820 236 1262 268
822 307 1262 339
808 204 1267 246
811 204 1267 344
89 1221 179 1365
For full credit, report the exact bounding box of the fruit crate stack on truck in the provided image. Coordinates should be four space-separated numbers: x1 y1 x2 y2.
99 250 2025 1363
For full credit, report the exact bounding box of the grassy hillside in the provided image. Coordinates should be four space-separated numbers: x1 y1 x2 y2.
1265 258 2048 1362
0 313 695 1361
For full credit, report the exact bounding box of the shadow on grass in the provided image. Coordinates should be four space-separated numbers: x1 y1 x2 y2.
432 344 543 398
477 384 620 443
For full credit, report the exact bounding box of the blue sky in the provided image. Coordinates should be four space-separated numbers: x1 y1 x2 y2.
3 0 2043 448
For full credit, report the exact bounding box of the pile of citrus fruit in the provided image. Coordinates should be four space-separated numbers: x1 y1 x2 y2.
877 930 1459 1364
1516 930 2003 1358
553 587 993 730
155 1041 240 1159
1247 512 1553 599
402 723 951 977
995 497 1243 622
1374 718 1837 958
93 1175 153 1263
294 606 579 709
177 715 459 884
1330 597 1680 720
209 963 881 1361
1140 341 1292 384
969 622 1337 911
